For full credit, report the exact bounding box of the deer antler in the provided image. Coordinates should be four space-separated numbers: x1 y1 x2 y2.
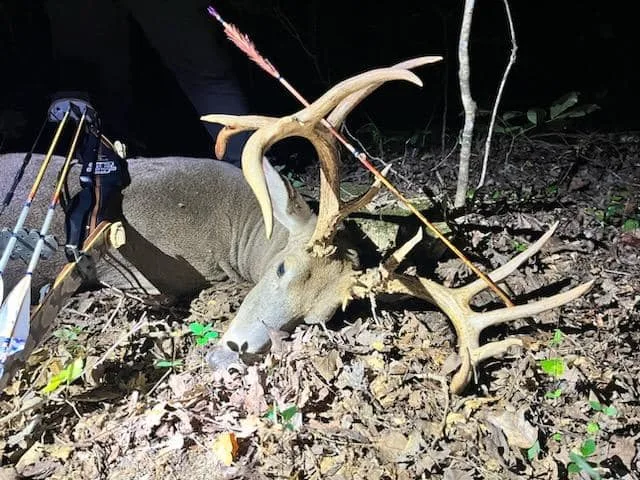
200 114 278 160
310 56 441 253
203 58 435 254
227 66 423 242
350 221 594 394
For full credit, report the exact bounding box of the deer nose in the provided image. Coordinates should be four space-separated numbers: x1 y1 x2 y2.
206 345 242 370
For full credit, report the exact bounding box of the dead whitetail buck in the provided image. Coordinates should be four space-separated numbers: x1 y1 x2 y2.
0 57 592 393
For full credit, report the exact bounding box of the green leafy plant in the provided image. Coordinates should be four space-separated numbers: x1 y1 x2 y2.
549 329 565 347
590 401 617 417
154 359 184 369
540 332 567 399
53 326 85 354
53 325 83 342
622 218 639 232
545 184 559 196
586 422 600 435
589 191 639 229
545 388 563 399
567 439 601 479
527 440 541 461
539 357 565 378
188 321 220 346
512 240 528 252
41 358 84 394
263 403 300 431
491 92 599 138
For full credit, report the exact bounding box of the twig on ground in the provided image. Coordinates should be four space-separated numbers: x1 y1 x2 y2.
101 294 126 333
84 312 148 378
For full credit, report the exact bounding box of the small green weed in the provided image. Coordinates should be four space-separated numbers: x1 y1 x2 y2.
512 240 528 252
590 400 618 417
154 359 184 369
527 440 541 461
263 403 300 431
41 358 84 394
490 92 599 138
568 440 600 479
539 357 565 378
622 218 639 232
188 321 220 346
589 190 639 230
544 388 563 399
549 329 565 347
53 326 85 354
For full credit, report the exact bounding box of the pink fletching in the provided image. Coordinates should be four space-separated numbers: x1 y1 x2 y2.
224 23 279 78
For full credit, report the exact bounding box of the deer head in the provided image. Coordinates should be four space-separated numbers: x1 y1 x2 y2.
202 57 594 394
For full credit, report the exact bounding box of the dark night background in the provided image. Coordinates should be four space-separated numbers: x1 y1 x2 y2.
0 0 637 161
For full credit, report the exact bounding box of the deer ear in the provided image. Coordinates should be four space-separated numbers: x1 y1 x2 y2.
262 157 313 232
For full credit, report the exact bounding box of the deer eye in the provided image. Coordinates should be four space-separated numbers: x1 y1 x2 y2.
276 261 286 278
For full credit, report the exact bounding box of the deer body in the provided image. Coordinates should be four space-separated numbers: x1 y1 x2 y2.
1 153 354 358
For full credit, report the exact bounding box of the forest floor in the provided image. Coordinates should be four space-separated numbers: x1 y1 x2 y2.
0 129 639 479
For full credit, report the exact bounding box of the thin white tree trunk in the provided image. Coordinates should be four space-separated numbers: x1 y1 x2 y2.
455 0 477 208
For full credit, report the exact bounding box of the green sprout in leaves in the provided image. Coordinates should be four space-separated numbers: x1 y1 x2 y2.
568 450 601 479
581 438 597 457
53 325 83 342
527 440 541 461
154 359 184 369
552 432 563 442
539 357 565 377
545 184 559 196
545 388 563 399
188 321 220 346
491 91 599 139
567 439 600 479
622 218 639 232
53 326 85 354
549 329 565 347
512 240 528 252
590 401 618 417
263 403 300 431
466 188 477 201
41 358 84 394
586 422 600 435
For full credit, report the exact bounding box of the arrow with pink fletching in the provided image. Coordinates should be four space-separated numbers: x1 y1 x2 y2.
206 5 514 308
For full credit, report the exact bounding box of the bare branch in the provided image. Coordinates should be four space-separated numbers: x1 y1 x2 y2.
477 0 518 188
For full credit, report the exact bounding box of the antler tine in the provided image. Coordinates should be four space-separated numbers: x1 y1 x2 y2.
457 221 560 300
241 67 426 239
201 113 278 160
327 56 442 128
308 164 392 252
296 67 422 126
350 224 594 394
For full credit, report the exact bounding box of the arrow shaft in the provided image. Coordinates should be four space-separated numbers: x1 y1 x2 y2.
26 112 86 276
0 110 70 275
207 6 514 308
